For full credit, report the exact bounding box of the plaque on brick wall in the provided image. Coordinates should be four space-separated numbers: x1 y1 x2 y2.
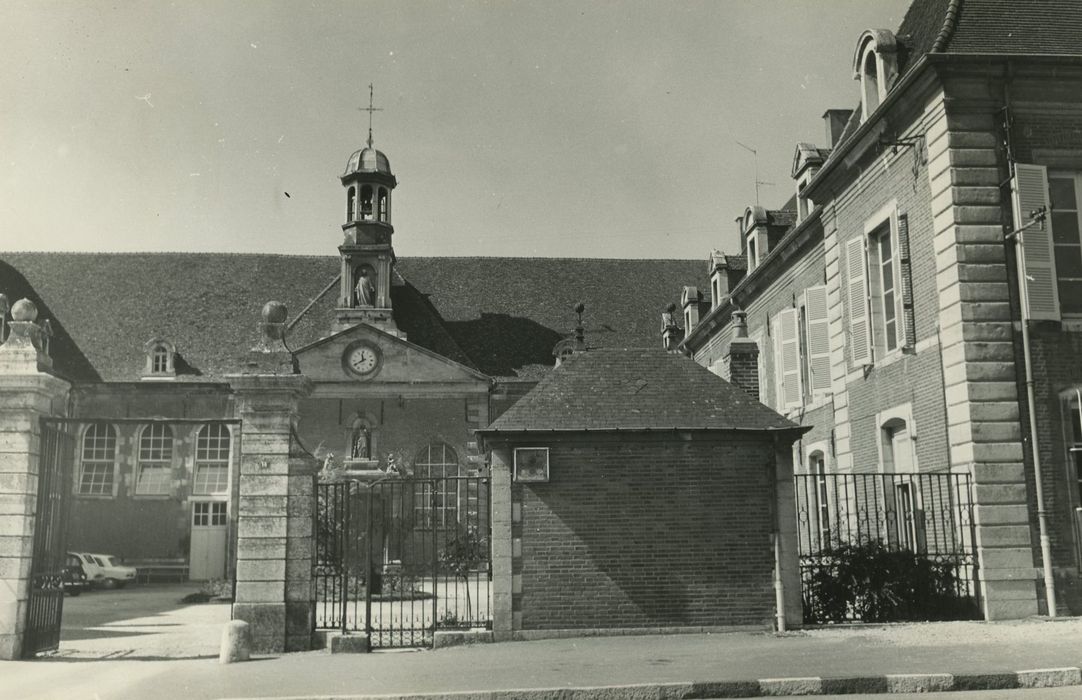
513 447 549 482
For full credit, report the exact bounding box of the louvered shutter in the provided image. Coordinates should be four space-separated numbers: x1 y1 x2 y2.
804 286 831 394
844 236 872 367
896 214 916 348
1012 164 1060 321
778 307 802 410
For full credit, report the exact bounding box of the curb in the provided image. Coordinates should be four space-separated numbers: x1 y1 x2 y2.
224 666 1082 699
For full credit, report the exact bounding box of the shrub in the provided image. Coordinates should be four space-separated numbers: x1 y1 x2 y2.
802 539 980 624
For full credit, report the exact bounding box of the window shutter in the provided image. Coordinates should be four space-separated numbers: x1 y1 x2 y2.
1011 164 1060 321
896 214 916 349
844 236 872 367
779 307 802 410
804 286 831 394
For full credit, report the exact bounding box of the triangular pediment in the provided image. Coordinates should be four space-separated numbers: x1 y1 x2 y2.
294 323 491 389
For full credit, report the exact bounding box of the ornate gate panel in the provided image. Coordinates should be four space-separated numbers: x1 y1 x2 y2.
794 471 980 624
24 421 74 657
315 475 491 649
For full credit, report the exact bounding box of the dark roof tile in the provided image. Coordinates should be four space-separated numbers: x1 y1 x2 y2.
483 347 800 433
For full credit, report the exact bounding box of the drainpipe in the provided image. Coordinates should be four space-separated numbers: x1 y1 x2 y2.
1007 211 1058 617
771 434 787 632
1002 73 1057 616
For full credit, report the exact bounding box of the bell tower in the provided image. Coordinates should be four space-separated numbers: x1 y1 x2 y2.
334 85 402 336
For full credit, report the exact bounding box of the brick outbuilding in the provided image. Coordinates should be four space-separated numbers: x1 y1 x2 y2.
477 348 808 639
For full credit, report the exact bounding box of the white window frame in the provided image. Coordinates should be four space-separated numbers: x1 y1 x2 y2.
77 423 118 498
135 423 174 497
875 403 916 474
413 442 460 530
193 423 232 496
804 443 832 551
1059 389 1082 567
863 201 904 360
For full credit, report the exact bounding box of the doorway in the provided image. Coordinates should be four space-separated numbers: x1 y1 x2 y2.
189 501 227 580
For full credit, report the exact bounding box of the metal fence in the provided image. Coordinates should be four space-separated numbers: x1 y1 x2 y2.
794 471 980 624
314 475 491 648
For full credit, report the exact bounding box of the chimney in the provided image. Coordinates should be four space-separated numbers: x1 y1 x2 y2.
661 302 683 352
724 311 760 401
822 109 853 148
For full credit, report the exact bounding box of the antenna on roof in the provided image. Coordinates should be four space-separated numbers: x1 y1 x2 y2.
734 140 775 206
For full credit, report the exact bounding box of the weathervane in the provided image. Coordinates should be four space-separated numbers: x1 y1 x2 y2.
359 83 383 148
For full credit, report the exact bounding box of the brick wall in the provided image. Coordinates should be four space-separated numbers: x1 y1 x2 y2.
511 434 777 630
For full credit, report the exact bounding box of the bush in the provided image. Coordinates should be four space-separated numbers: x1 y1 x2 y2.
802 539 980 624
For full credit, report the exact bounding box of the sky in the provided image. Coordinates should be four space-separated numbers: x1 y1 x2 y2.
2 0 912 261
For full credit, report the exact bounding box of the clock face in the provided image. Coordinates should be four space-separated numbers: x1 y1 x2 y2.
343 342 381 378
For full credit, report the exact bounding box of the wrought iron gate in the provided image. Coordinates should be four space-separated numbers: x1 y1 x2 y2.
794 471 980 624
315 475 491 648
24 421 75 657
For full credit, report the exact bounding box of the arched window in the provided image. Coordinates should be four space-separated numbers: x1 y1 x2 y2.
862 49 880 115
152 345 169 374
194 424 231 494
360 185 373 220
79 423 116 496
347 186 356 222
377 188 388 221
808 450 831 550
136 424 174 496
413 442 459 529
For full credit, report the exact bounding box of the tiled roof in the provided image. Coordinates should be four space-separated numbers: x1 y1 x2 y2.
0 253 705 382
946 0 1082 55
482 347 802 433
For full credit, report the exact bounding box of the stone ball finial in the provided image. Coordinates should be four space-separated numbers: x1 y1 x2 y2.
260 301 288 343
11 298 38 322
262 301 288 325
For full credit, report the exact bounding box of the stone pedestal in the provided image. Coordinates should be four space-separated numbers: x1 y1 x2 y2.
0 313 70 659
228 372 315 653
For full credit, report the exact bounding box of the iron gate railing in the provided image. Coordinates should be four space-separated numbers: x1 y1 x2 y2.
794 471 980 624
24 422 74 657
315 475 491 648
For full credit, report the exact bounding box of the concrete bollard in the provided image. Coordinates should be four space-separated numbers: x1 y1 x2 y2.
219 620 251 664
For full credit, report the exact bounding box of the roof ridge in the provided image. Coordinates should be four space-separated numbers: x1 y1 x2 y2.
931 0 963 52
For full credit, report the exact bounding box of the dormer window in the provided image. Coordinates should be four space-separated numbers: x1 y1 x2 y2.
854 30 899 122
143 339 176 379
743 207 768 272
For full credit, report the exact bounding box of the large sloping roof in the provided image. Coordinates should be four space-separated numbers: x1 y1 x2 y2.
0 253 705 383
482 347 802 434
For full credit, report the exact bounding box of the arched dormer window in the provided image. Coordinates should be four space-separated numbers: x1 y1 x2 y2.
853 30 899 122
143 339 176 379
347 186 356 222
360 185 373 220
377 187 388 222
743 206 768 271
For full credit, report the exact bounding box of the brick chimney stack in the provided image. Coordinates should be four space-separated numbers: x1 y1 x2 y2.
723 311 760 401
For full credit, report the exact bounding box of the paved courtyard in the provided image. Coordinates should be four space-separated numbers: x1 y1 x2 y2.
57 582 229 660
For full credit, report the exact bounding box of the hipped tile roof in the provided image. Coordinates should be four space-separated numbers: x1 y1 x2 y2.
0 253 705 383
482 347 802 434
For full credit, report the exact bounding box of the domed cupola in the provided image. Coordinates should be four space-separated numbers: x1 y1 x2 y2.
334 85 403 338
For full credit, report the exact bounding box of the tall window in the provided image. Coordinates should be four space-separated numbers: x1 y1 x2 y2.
346 186 356 222
413 442 459 529
194 424 230 495
865 221 901 356
79 423 116 496
359 185 373 220
136 424 173 496
809 451 831 550
862 50 880 115
1049 173 1082 314
377 188 388 221
151 345 169 374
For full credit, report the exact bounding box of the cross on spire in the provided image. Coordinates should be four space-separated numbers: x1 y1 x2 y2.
359 83 383 148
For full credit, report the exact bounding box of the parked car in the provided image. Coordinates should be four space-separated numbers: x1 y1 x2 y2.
61 553 89 596
69 552 138 589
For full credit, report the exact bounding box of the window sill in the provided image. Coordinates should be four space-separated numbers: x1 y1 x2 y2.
132 494 173 500
74 493 116 500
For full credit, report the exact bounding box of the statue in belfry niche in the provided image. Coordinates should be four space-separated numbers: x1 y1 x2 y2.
355 266 376 307
351 424 371 460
